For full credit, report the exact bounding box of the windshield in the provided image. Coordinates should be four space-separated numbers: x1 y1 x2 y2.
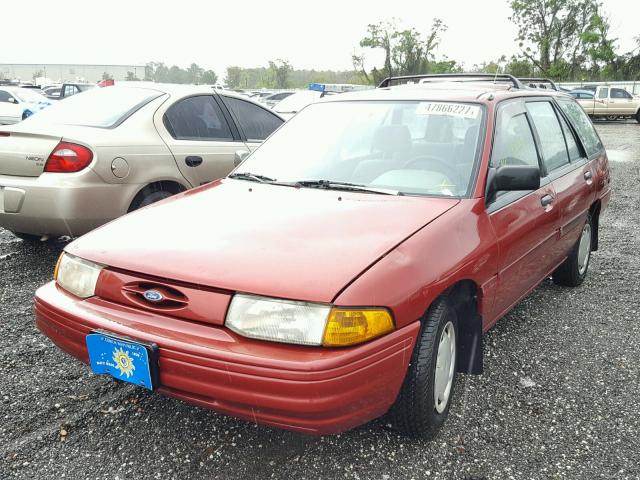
236 100 485 197
273 90 322 113
14 89 49 103
24 86 163 128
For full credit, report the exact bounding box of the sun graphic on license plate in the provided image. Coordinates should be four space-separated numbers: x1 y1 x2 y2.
112 347 136 378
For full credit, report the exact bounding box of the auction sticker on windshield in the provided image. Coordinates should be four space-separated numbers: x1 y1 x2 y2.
416 102 481 118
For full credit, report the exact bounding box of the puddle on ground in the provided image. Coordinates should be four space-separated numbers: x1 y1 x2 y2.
607 149 634 162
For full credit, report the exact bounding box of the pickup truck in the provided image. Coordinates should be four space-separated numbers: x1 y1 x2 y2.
572 86 640 122
44 83 96 101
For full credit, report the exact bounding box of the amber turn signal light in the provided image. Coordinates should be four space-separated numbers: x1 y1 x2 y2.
53 253 63 280
322 308 394 347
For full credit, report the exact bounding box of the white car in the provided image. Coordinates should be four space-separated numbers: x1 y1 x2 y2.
0 87 52 124
261 91 295 108
273 90 329 120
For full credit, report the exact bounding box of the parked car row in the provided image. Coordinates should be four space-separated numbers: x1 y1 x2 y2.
568 85 640 122
0 86 52 124
1 72 611 438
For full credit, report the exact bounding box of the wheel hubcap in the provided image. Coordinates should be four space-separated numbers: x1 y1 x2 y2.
577 223 591 275
434 321 456 414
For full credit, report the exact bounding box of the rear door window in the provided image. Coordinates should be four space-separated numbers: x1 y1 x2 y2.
597 87 609 99
64 85 79 97
526 101 569 173
164 95 233 141
222 96 283 141
556 98 603 157
558 113 582 162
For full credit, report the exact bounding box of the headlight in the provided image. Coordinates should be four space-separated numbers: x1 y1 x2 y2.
225 294 394 347
54 253 103 298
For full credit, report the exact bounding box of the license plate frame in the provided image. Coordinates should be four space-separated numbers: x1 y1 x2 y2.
86 330 159 390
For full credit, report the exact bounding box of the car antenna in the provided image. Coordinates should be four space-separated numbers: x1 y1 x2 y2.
493 66 501 84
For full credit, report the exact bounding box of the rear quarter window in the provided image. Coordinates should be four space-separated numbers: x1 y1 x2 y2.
556 98 603 157
223 96 283 141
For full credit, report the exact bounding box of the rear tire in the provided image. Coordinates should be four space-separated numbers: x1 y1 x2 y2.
552 215 593 287
389 297 458 438
635 110 640 124
128 186 177 212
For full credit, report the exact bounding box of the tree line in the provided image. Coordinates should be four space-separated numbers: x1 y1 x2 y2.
141 0 639 89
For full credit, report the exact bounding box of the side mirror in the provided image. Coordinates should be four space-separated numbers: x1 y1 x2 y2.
486 165 540 204
233 150 250 167
7 97 16 104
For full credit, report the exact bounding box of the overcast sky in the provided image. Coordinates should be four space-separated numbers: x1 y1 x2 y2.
5 0 640 76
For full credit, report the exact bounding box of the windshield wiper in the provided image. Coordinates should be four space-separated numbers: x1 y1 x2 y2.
295 180 399 195
228 172 276 183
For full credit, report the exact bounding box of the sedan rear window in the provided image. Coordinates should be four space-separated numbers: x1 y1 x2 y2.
25 87 163 128
236 100 485 197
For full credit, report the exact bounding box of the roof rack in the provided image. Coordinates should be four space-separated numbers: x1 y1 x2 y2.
377 73 524 90
518 78 558 91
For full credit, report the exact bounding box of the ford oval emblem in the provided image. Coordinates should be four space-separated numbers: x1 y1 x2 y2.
143 290 164 302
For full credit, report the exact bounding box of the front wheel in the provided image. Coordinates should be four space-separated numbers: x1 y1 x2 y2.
389 297 458 438
552 215 592 287
9 231 47 242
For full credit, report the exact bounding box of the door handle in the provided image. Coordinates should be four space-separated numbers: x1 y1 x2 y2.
185 156 203 167
584 171 593 181
540 195 554 207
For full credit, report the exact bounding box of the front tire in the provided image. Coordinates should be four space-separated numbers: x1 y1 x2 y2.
389 297 458 438
552 215 592 287
10 231 44 242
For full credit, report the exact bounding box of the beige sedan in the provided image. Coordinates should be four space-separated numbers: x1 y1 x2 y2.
0 84 283 239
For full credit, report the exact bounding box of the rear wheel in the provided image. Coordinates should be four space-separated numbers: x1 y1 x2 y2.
635 110 640 124
128 184 181 212
552 215 592 287
389 297 458 438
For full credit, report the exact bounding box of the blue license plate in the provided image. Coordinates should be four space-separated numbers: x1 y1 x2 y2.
86 332 156 390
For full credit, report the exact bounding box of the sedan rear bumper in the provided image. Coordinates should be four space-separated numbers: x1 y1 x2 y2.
34 281 419 435
0 172 139 237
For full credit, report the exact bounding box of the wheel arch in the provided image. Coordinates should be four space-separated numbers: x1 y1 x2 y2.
127 179 188 213
427 279 483 375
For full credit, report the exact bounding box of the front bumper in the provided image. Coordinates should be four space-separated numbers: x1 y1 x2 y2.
35 281 419 435
0 171 140 237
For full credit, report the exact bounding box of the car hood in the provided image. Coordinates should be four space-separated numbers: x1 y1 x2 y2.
68 180 459 303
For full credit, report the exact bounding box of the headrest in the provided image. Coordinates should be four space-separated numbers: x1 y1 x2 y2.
372 125 412 156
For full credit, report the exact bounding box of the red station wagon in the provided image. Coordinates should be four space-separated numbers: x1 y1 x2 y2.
35 74 611 437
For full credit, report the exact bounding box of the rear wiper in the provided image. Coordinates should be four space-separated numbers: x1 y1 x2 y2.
228 172 276 183
295 180 399 195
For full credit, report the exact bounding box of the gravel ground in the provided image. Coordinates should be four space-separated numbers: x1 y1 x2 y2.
1 122 639 480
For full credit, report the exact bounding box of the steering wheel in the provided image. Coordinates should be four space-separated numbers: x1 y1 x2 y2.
403 155 458 180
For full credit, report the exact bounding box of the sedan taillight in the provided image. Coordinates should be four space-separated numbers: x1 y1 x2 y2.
44 142 93 173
